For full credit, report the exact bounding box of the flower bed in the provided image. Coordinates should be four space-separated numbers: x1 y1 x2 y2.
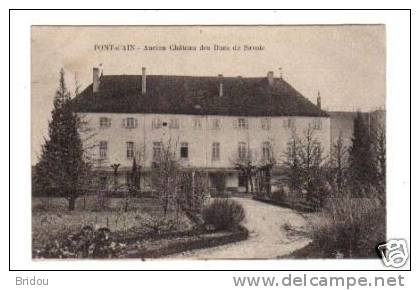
33 224 248 259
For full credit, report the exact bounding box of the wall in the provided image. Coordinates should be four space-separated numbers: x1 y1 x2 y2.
79 113 331 172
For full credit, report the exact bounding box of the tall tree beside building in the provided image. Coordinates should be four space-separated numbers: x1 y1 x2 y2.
282 127 327 207
35 69 88 210
348 112 377 196
329 133 348 193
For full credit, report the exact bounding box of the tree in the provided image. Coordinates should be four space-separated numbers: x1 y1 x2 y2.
150 140 180 216
35 69 89 210
297 127 326 205
282 132 301 192
124 157 141 212
255 142 276 196
150 140 208 222
374 124 386 185
329 133 348 193
348 112 377 196
282 126 327 206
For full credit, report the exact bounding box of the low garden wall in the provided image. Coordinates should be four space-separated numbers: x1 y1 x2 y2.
120 226 249 259
252 196 318 212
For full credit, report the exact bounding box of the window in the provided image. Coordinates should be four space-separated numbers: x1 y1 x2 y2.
180 142 189 159
169 118 179 129
123 117 137 129
262 142 271 160
283 118 295 129
313 141 322 156
153 142 162 160
99 117 111 128
126 141 134 159
193 118 202 129
236 118 248 129
286 140 298 158
152 118 162 129
212 118 221 130
261 118 270 130
238 142 247 160
311 119 322 130
238 174 247 187
99 141 108 159
212 142 220 160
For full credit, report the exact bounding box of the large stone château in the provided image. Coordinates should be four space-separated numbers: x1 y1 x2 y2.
73 67 331 192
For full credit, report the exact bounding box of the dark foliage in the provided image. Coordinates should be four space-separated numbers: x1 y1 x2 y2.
33 226 120 259
349 112 378 196
202 199 245 230
310 200 386 258
34 69 89 210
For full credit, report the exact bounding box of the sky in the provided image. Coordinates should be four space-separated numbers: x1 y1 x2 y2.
31 25 385 164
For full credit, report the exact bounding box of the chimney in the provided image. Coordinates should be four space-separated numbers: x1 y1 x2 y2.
317 91 322 109
218 74 223 97
267 71 274 86
93 67 100 93
141 67 147 95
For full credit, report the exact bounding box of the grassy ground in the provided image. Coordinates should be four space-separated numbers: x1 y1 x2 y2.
32 196 193 251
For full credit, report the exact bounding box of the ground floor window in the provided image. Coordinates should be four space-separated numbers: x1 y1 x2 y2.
238 174 247 187
180 142 189 158
99 176 107 190
153 142 162 160
126 141 134 159
99 141 108 159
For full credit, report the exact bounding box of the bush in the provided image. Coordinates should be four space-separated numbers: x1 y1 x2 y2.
271 190 287 203
138 215 177 234
202 199 245 230
308 196 386 258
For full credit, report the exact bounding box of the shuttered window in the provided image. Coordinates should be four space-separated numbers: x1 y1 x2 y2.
262 141 271 160
123 117 138 129
99 141 108 159
212 142 220 160
99 117 111 128
153 142 163 160
126 141 134 159
261 118 270 130
238 142 247 160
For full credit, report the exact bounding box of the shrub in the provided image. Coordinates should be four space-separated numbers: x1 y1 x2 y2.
202 199 245 230
138 215 177 234
308 195 385 258
271 190 287 203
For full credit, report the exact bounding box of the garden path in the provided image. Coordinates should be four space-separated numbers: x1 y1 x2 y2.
168 198 311 259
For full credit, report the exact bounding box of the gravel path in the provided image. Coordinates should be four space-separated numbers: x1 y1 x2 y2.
169 198 311 259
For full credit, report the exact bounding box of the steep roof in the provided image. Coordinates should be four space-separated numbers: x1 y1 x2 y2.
72 74 328 117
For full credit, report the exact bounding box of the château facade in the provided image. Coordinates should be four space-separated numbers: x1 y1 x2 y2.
73 67 331 192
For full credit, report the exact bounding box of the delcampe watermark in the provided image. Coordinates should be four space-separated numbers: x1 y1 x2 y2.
377 239 409 268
